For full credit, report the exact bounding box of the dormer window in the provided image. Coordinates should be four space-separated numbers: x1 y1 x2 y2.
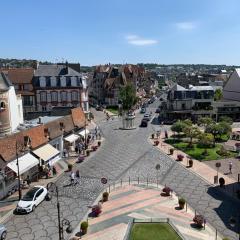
0 102 6 111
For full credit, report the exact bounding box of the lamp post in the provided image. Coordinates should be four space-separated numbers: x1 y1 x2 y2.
84 115 87 150
47 182 72 240
15 136 31 200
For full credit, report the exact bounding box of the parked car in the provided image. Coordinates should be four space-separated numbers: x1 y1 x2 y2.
143 113 151 121
155 108 160 113
0 225 7 240
140 119 148 127
140 108 146 113
16 186 48 213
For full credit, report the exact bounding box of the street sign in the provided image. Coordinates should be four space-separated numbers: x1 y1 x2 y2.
155 164 160 170
101 177 108 184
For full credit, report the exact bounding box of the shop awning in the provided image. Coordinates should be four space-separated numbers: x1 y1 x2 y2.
78 129 89 137
7 153 39 176
33 144 60 162
64 134 79 143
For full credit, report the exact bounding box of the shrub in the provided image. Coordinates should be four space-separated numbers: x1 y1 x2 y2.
189 159 193 167
169 148 174 155
216 146 229 157
178 198 186 209
102 192 109 202
219 177 225 187
154 140 159 146
98 141 101 147
86 150 90 156
92 204 102 217
80 221 88 234
68 164 73 171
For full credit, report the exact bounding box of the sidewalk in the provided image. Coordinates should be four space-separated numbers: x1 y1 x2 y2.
149 131 239 199
74 185 222 240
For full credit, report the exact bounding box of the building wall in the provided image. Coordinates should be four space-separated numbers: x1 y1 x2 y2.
0 91 11 135
8 87 23 132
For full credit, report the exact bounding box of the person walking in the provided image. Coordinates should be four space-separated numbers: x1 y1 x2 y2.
229 161 233 174
75 170 80 185
70 171 75 186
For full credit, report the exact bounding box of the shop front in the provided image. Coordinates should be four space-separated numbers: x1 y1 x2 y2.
64 134 80 151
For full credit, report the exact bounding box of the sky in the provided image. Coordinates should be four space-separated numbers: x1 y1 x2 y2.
1 0 240 66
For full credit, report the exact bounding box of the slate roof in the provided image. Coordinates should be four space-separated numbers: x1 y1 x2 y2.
0 72 12 91
35 64 82 77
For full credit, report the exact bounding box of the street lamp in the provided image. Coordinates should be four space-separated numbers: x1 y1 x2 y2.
155 164 161 187
47 182 72 240
16 136 31 200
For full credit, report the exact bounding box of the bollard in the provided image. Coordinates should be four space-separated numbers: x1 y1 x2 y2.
138 177 139 185
147 177 148 186
121 179 122 187
129 176 130 185
108 184 111 193
186 202 187 212
114 182 115 189
195 210 196 217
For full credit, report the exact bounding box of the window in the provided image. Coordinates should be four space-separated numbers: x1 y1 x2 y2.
0 102 6 111
66 77 71 87
40 92 47 102
60 91 67 102
71 91 78 102
42 106 47 111
14 84 19 90
51 91 58 102
50 77 56 87
23 96 33 106
182 103 186 110
23 84 31 91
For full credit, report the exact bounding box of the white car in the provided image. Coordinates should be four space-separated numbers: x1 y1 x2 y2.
16 186 48 213
143 113 151 121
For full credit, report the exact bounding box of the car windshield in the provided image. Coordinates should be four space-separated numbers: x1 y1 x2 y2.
22 187 39 201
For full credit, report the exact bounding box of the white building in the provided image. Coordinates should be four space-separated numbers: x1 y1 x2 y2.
0 72 23 136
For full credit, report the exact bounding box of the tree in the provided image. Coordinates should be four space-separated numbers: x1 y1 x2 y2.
119 83 137 111
219 116 233 125
171 121 186 138
198 133 214 148
183 125 201 146
214 89 223 101
183 119 192 126
198 117 214 128
218 121 231 138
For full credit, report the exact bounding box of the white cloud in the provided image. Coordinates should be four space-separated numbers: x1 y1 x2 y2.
176 22 196 30
125 35 158 46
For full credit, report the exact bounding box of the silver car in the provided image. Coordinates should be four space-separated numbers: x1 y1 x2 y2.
0 224 7 240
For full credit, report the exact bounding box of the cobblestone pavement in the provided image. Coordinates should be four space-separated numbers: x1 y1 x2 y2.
4 103 240 240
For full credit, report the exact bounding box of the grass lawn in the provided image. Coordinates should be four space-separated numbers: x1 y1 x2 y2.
166 139 237 161
130 223 182 240
106 107 118 115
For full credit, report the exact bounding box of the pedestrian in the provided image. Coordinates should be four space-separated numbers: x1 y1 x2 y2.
165 130 168 139
52 166 57 175
75 170 80 185
70 171 75 185
26 175 31 187
229 161 233 174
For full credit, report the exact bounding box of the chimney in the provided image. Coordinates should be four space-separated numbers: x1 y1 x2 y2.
33 60 39 70
65 61 68 74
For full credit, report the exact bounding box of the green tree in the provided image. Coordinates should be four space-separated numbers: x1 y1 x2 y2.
171 121 186 138
214 89 223 101
219 116 233 125
183 119 192 126
198 133 214 148
198 117 214 128
183 125 201 146
218 121 231 138
119 83 137 111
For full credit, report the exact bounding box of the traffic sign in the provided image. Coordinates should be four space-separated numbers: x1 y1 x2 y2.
101 177 108 184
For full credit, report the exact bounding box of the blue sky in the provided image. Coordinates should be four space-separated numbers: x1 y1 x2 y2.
1 0 240 65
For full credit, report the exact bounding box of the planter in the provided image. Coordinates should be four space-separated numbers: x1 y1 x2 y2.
162 186 172 196
152 133 155 139
189 159 193 167
178 198 186 209
91 146 98 151
68 164 73 171
169 148 174 155
193 215 205 228
154 140 159 146
102 192 109 202
219 177 225 187
77 155 85 163
86 150 90 156
92 204 102 217
177 154 184 161
80 221 88 235
98 141 101 147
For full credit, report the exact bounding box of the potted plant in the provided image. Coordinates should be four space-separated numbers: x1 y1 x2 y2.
189 159 193 167
102 192 109 202
219 177 225 187
152 133 155 139
86 150 90 156
98 141 101 147
92 203 102 217
177 154 184 161
80 221 88 235
162 186 172 196
193 215 205 228
169 148 174 155
91 145 98 151
77 155 85 163
178 198 186 209
154 140 159 146
68 163 73 171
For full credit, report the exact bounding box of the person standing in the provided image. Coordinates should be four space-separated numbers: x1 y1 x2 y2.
229 161 233 174
70 171 75 185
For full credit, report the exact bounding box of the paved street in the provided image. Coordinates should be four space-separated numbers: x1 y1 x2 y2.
4 103 240 240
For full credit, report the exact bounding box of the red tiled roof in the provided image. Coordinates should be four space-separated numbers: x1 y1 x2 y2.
4 68 34 84
0 125 48 162
71 107 85 128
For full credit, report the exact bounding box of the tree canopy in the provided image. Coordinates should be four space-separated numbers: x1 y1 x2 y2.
119 83 137 111
214 89 223 101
